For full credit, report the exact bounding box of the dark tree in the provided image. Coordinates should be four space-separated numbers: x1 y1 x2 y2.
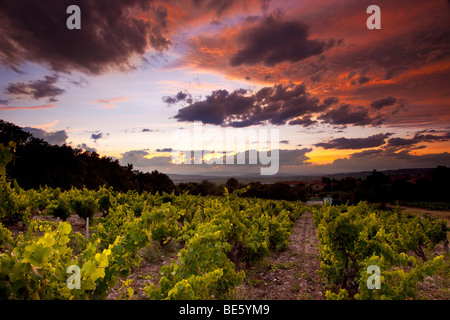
225 177 239 193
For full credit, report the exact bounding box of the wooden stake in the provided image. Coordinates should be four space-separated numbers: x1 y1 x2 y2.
86 217 89 239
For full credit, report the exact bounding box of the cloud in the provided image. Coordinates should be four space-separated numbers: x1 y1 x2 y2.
69 76 90 88
318 104 385 127
91 97 130 109
77 143 97 153
165 0 449 129
172 83 395 128
120 150 172 168
370 96 398 110
308 130 450 173
22 127 68 145
30 120 59 129
173 83 326 127
387 131 450 149
315 133 392 150
119 147 313 175
0 104 57 111
5 75 65 101
280 140 289 145
0 0 269 75
322 149 450 173
351 75 370 86
90 132 108 141
156 148 173 152
162 91 193 105
288 115 317 127
0 0 169 74
190 0 242 16
229 15 333 67
384 66 408 80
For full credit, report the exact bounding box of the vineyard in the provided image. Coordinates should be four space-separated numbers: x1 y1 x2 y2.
0 177 448 300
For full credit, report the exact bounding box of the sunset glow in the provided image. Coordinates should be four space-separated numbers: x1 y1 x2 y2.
0 0 449 176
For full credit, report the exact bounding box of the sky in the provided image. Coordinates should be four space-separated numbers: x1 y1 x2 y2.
0 0 449 176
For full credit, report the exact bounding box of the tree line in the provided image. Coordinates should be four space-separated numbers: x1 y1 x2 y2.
329 167 450 206
177 167 450 206
177 178 309 202
0 120 175 194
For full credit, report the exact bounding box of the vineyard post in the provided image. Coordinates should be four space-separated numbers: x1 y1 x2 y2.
86 217 89 239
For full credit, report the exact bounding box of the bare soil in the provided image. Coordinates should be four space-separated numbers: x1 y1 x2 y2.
239 211 324 300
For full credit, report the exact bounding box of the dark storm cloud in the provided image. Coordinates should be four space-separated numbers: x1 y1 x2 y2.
317 104 385 126
174 88 253 125
22 127 68 145
288 115 317 127
354 76 370 86
172 83 391 128
230 15 332 67
5 75 65 101
387 137 417 148
387 131 450 148
322 97 339 106
370 96 398 110
0 0 169 74
162 91 193 105
315 133 392 150
173 84 326 127
191 0 238 15
384 66 408 80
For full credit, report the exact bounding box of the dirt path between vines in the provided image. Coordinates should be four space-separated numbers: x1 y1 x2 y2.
241 211 324 300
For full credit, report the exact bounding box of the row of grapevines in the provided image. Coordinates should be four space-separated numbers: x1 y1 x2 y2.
143 189 306 299
0 214 151 299
312 202 448 299
0 181 308 299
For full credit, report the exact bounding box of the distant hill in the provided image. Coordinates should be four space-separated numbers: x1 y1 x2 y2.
168 168 435 184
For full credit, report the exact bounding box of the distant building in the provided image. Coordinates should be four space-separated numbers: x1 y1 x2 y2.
309 180 326 192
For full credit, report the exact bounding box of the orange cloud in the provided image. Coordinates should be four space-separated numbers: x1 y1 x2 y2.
0 104 56 110
31 120 59 129
90 97 131 109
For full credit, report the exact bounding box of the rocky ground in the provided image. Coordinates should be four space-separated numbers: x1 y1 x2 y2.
238 211 324 300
